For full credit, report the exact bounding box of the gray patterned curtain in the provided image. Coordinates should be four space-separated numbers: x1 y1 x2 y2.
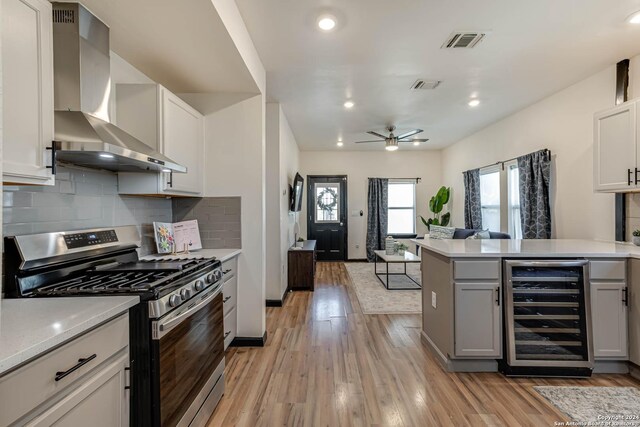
518 149 551 239
463 169 482 229
366 178 388 262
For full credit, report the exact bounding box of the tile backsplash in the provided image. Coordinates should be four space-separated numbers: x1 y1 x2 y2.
172 197 241 249
3 166 172 255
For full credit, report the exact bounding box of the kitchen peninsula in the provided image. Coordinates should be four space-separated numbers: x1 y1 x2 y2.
413 238 640 376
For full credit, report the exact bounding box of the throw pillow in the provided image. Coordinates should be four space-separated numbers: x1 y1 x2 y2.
466 229 491 239
429 225 455 240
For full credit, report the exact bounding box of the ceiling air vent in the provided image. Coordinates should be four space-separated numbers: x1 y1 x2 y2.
411 79 441 90
53 9 75 24
442 32 486 49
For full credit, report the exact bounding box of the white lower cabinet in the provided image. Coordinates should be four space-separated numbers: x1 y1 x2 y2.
454 282 502 358
591 282 628 359
222 256 239 350
0 314 130 426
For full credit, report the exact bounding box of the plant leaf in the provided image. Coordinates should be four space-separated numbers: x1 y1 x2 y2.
420 216 429 227
441 212 451 227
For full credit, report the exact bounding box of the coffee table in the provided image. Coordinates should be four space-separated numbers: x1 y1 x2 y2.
373 250 421 290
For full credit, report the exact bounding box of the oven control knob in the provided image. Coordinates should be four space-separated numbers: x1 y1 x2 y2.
180 289 192 301
194 280 205 291
168 294 182 307
214 270 222 282
205 273 214 284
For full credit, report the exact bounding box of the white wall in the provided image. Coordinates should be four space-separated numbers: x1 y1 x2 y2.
441 57 640 241
205 94 266 338
299 150 442 259
265 103 300 301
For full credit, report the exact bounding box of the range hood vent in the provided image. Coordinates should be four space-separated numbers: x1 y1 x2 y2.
51 3 186 174
442 32 486 49
410 79 441 90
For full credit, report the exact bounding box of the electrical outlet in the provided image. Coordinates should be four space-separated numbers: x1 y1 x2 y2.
355 244 360 249
431 291 437 309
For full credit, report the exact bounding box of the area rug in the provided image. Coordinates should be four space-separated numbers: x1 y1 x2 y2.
534 386 640 425
344 262 421 314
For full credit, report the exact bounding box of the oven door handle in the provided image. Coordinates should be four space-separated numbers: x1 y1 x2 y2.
155 283 223 339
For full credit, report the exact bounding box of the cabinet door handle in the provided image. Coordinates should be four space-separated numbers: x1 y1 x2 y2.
55 354 97 381
223 295 232 303
46 141 58 175
224 331 231 339
167 171 173 188
623 287 629 306
635 168 639 185
495 287 500 305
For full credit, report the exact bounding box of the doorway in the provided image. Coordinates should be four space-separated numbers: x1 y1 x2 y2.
307 175 348 261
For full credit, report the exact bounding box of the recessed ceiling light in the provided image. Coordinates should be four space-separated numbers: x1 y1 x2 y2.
317 15 337 31
627 11 640 24
413 141 420 146
99 153 114 159
468 99 480 107
344 100 354 109
337 141 344 147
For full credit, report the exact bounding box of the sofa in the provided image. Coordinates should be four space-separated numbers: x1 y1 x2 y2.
452 228 511 239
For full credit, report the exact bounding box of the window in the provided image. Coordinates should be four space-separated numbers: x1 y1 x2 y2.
480 168 501 232
507 163 523 239
315 183 340 222
387 181 416 235
479 162 523 238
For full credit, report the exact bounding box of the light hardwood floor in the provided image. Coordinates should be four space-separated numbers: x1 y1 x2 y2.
208 262 640 426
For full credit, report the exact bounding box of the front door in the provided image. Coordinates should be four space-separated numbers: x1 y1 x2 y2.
307 176 347 261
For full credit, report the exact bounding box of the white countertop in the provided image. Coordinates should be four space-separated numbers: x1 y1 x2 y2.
412 238 640 259
142 248 241 263
0 296 139 376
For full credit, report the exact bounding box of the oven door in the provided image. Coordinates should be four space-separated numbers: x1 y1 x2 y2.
152 284 225 426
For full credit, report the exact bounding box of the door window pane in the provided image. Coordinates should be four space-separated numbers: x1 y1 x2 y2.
315 184 340 222
480 170 500 232
388 182 416 234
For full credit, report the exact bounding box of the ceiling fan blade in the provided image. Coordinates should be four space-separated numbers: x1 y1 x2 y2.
399 138 429 142
395 129 423 140
354 140 384 143
367 131 388 139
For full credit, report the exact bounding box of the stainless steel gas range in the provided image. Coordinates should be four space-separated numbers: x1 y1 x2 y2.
4 226 225 427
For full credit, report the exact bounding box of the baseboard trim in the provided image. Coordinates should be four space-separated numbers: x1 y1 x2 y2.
266 289 290 307
230 331 268 347
345 258 368 262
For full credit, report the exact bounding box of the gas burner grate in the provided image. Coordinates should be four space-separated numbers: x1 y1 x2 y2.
34 270 174 295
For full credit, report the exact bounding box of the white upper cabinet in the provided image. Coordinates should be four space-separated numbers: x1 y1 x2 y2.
2 0 55 185
116 84 204 196
594 100 639 192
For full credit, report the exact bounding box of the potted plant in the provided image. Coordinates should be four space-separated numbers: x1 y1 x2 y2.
395 242 408 256
633 230 640 246
296 237 304 248
420 186 451 233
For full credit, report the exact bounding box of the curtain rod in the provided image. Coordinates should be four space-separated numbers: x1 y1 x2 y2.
369 177 421 183
475 148 551 171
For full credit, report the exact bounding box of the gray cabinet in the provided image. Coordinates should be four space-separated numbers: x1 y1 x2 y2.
0 314 129 426
454 282 502 358
222 256 239 349
630 259 640 365
591 282 628 359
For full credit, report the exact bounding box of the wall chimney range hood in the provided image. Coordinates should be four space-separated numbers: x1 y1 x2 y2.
51 3 186 173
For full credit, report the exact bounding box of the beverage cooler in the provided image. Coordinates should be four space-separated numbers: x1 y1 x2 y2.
500 259 594 377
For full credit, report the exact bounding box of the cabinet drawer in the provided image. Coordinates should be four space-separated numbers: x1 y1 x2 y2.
0 314 129 427
223 274 238 316
224 307 237 350
590 260 626 281
222 257 238 281
454 260 500 280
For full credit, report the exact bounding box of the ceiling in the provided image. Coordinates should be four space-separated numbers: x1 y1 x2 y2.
79 0 258 94
236 0 640 150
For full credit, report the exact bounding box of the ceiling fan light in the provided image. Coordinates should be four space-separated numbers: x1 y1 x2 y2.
385 145 399 151
413 141 420 146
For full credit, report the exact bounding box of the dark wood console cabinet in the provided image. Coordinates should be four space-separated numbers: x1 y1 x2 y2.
288 240 317 291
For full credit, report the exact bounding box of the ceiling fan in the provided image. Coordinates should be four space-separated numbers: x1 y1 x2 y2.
354 126 429 151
